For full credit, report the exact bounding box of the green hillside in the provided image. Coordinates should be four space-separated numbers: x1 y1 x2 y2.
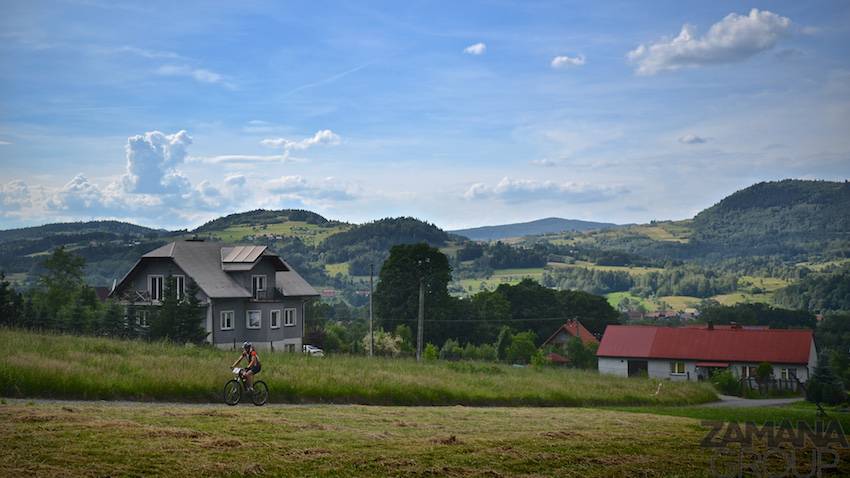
691 179 850 259
450 217 618 241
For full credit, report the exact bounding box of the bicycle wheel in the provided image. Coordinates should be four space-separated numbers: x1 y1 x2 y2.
251 381 269 406
223 379 242 406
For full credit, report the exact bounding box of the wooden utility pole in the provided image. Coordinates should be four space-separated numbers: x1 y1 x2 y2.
417 275 424 361
369 263 374 357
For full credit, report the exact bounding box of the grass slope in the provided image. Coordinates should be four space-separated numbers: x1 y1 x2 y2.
0 329 717 406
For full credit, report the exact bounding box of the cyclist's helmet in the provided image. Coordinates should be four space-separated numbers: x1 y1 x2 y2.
242 341 252 351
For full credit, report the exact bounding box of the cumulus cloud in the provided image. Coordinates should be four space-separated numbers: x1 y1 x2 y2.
260 129 341 161
155 64 230 86
628 9 792 75
0 180 31 212
122 130 193 194
678 134 708 144
47 174 126 213
463 42 487 55
267 175 358 204
463 177 623 203
550 55 585 69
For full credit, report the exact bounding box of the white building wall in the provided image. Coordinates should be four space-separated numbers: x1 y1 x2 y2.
599 357 812 382
598 357 628 377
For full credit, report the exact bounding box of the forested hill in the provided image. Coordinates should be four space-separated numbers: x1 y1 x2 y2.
691 179 850 257
193 209 332 232
0 220 165 242
451 217 619 241
320 217 451 271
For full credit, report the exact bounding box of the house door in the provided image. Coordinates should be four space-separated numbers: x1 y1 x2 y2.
628 360 648 377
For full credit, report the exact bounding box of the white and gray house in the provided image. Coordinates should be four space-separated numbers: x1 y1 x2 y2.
596 324 818 383
110 239 319 351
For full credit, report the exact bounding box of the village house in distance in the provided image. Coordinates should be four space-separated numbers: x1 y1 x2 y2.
596 324 817 383
110 239 319 350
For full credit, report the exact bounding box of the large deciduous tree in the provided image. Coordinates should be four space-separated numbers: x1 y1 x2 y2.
374 243 453 345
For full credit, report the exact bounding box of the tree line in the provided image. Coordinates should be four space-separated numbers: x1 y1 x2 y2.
0 247 206 344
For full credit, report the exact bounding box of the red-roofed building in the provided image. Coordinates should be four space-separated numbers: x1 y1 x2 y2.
542 320 599 348
596 325 817 382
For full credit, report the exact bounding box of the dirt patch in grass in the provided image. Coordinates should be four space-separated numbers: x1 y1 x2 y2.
145 425 207 439
201 438 243 449
431 434 461 445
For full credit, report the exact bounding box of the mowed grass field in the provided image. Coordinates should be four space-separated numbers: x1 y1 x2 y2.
0 329 716 406
10 401 847 477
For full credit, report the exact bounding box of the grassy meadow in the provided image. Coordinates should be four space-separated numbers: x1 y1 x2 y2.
206 221 351 246
0 328 717 406
9 401 842 478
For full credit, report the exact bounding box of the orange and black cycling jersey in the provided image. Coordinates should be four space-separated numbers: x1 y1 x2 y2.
244 349 260 366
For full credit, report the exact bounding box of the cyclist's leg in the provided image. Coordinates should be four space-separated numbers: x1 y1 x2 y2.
244 370 254 389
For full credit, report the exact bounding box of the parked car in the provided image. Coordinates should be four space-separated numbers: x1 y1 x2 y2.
303 344 324 357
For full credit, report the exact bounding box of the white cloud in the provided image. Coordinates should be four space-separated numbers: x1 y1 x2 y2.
464 177 623 203
122 130 193 195
0 140 11 145
530 158 559 167
46 174 125 213
260 129 341 160
155 64 230 86
112 46 181 59
0 180 31 212
463 42 487 55
628 9 792 75
188 154 297 165
267 175 358 204
550 54 585 69
678 134 708 144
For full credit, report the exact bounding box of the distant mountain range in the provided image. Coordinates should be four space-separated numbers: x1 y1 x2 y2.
450 217 620 241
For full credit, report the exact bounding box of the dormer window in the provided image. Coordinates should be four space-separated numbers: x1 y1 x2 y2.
252 275 266 299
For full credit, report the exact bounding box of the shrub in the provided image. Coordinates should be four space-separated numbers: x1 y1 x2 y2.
439 339 463 361
807 354 847 406
423 343 438 361
506 331 537 365
756 362 774 383
711 370 740 396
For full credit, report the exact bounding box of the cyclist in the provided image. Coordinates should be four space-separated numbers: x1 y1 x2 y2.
232 341 261 391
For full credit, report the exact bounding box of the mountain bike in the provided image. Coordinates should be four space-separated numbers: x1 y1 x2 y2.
223 367 268 406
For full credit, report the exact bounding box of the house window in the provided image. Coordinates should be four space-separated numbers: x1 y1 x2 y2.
270 310 281 329
149 275 164 301
137 310 149 328
246 310 262 329
670 361 686 375
284 308 296 327
175 275 185 300
252 275 266 299
781 368 797 380
742 366 758 379
220 311 234 330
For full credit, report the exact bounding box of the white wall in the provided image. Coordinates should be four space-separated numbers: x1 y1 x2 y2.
598 357 628 377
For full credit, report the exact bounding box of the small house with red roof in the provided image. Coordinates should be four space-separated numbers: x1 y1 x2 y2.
596 324 817 382
542 320 599 348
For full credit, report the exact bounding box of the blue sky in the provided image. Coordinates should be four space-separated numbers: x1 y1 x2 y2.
1 1 849 230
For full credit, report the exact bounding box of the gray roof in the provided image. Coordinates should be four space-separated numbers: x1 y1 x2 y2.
112 240 314 300
277 261 319 297
144 241 251 298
